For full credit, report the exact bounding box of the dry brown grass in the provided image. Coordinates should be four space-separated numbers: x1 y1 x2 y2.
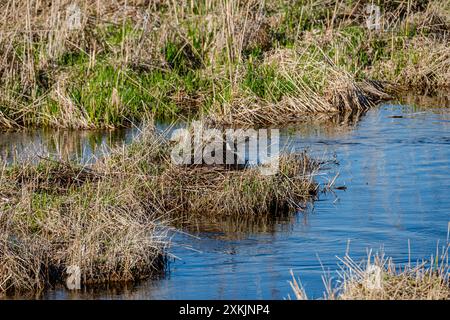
209 47 391 126
0 142 169 295
337 249 450 300
0 123 322 295
2 0 447 130
103 123 321 219
0 0 448 130
361 1 450 92
0 0 170 128
289 244 450 300
369 37 450 92
155 152 319 219
406 0 450 37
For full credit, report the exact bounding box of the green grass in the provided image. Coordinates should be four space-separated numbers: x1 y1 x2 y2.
0 0 448 129
243 62 297 102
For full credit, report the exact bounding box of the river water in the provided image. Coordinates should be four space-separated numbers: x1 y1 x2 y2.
2 97 449 299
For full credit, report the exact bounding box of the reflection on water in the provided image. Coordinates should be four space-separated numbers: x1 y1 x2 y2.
281 109 366 140
178 211 315 241
0 111 366 165
1 96 450 300
0 128 140 164
398 91 450 111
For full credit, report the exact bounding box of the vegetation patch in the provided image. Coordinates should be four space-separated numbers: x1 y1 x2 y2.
290 246 450 300
0 0 448 129
154 153 319 219
0 124 321 295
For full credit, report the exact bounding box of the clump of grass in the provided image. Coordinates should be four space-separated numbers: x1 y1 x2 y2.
337 248 450 300
0 123 322 294
103 123 321 219
405 0 450 37
209 47 391 126
368 37 450 92
5 159 100 193
289 244 450 300
0 149 169 295
155 152 319 219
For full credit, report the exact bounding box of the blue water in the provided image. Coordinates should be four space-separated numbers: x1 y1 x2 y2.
2 101 449 299
136 103 449 299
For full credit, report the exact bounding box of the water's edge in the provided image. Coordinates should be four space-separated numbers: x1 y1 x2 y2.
2 100 449 299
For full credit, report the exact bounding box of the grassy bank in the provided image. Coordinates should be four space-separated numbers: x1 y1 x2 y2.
0 156 169 294
290 244 450 300
0 0 448 129
0 124 320 294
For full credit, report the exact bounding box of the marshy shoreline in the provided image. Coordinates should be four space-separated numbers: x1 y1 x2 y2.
0 125 321 295
0 0 448 130
1 0 450 300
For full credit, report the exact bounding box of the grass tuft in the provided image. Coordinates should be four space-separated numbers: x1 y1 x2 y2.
290 244 450 300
